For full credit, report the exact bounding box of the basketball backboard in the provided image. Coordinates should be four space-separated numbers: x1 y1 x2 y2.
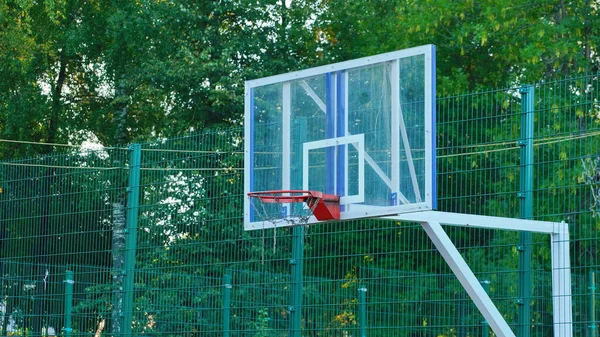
244 45 436 230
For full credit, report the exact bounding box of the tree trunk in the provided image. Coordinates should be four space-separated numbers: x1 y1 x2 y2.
48 50 67 145
33 168 54 337
111 201 126 336
1 279 12 337
32 53 65 335
583 0 591 71
111 68 129 335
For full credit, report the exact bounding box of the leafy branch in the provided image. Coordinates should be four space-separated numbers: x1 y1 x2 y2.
581 157 600 217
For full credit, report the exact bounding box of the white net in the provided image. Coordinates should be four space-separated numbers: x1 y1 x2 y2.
248 191 321 264
248 191 321 227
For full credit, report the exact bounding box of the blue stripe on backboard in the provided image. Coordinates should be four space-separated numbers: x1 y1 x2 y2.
326 73 335 194
431 45 437 210
336 71 346 206
249 88 255 221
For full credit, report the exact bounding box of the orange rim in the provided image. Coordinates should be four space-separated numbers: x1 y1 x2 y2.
247 190 315 204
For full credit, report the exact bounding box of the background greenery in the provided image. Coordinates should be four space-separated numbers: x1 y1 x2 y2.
1 0 599 154
1 1 600 336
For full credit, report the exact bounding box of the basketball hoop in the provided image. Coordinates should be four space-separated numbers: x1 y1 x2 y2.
247 190 341 227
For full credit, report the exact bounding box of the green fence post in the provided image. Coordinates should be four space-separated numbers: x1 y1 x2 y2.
358 285 367 337
518 85 534 337
480 280 490 337
289 118 306 337
63 270 74 337
591 271 597 337
223 274 232 337
290 226 304 337
290 118 306 337
122 144 142 337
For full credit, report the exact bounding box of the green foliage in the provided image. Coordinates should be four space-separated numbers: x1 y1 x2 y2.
252 308 274 337
2 1 600 336
580 156 600 217
0 0 324 156
316 0 600 93
2 0 599 155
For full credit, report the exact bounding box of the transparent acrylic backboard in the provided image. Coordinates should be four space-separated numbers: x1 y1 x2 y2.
244 45 436 230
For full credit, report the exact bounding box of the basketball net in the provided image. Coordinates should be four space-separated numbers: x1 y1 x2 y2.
248 191 321 263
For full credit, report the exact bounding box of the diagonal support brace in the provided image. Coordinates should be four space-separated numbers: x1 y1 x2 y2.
421 220 516 337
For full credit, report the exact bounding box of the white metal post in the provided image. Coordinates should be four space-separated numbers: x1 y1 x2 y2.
552 221 573 337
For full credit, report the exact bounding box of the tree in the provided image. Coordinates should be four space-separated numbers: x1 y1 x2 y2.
315 0 600 93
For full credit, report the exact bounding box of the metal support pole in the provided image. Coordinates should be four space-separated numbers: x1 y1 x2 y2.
289 118 306 337
551 222 573 337
63 270 74 337
122 144 142 337
590 272 597 337
289 226 304 337
518 85 534 337
358 286 367 337
223 274 232 337
481 280 490 337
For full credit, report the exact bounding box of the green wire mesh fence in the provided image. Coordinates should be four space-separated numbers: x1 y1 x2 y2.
1 73 599 337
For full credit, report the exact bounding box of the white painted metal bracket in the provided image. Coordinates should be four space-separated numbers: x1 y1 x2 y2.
389 210 558 233
385 211 573 337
